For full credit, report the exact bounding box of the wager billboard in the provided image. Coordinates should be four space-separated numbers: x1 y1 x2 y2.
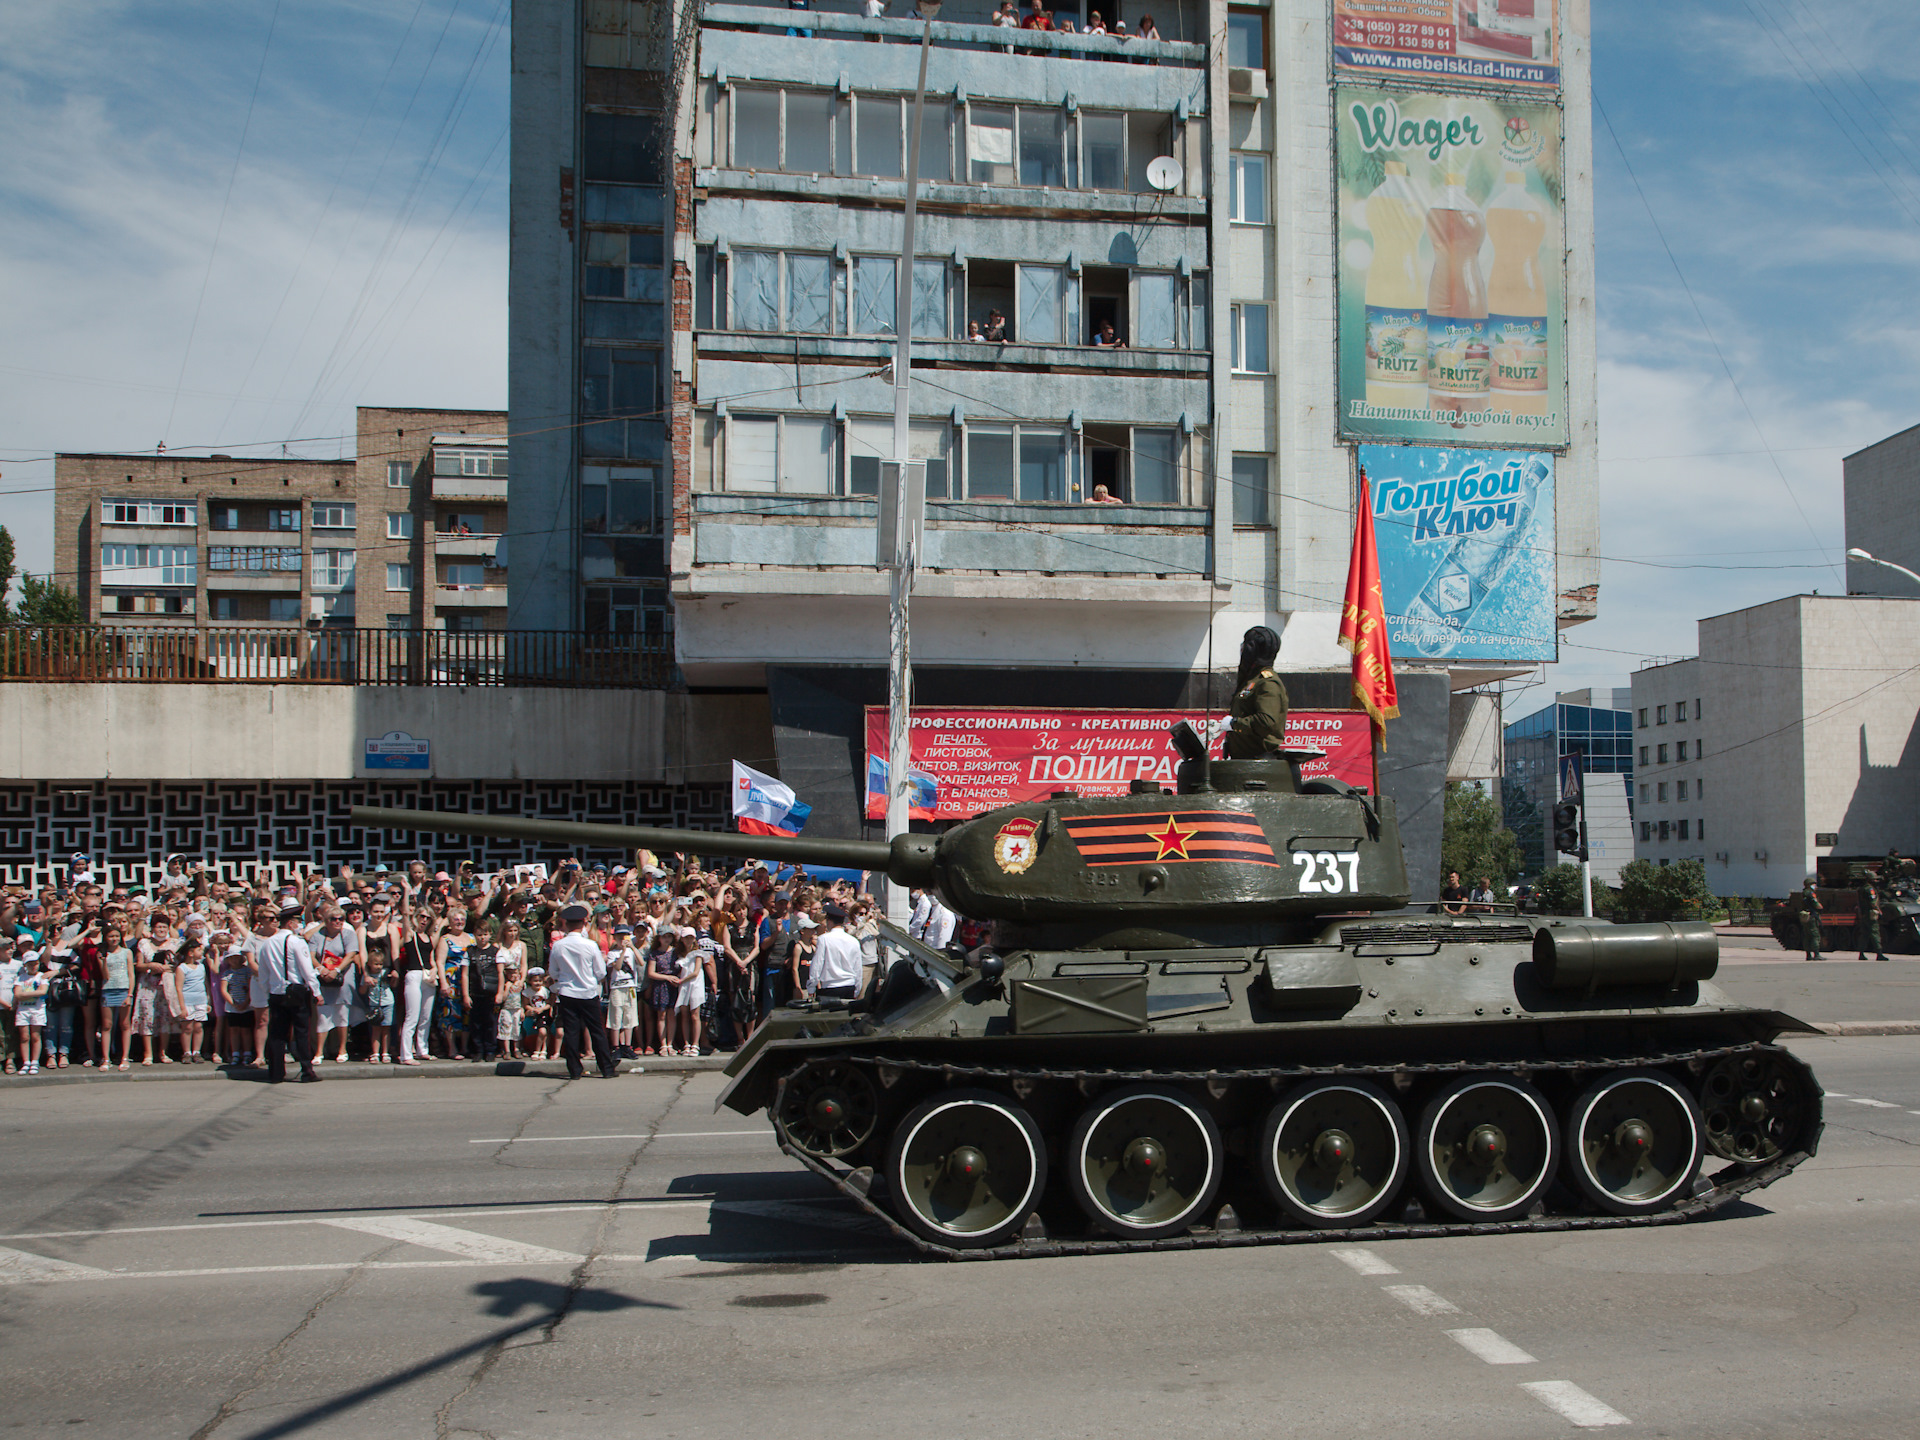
863 708 1374 822
1333 0 1560 92
1336 86 1566 449
1360 445 1555 661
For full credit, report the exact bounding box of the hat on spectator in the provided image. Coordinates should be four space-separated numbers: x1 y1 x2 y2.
527 966 546 975
644 866 665 878
795 914 818 929
822 901 847 922
559 902 591 925
612 865 628 875
71 852 89 864
614 923 633 934
435 871 452 882
24 901 43 914
277 901 304 920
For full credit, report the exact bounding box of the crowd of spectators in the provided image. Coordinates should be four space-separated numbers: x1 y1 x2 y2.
1 849 963 1078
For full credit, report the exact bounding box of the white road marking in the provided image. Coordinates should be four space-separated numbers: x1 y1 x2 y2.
1520 1380 1631 1428
1823 1092 1848 1098
322 1216 583 1265
1848 1097 1899 1108
0 1246 111 1285
1446 1328 1537 1365
0 1199 722 1243
467 1130 772 1144
1328 1247 1400 1276
1909 1111 1920 1117
1382 1284 1461 1316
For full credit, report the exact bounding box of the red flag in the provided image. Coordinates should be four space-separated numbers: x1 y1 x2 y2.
1339 468 1400 748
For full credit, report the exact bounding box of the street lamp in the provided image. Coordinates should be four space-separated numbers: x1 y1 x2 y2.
1846 547 1920 592
884 0 942 924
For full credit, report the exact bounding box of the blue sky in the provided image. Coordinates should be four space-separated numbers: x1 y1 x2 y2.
2 0 1916 717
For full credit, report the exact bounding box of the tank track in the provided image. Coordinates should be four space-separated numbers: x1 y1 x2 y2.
768 1041 1823 1261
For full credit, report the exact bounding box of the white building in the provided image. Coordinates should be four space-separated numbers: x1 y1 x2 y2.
1631 594 1920 897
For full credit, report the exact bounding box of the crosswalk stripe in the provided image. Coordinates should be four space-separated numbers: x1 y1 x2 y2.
1520 1380 1631 1428
1328 1247 1400 1276
1382 1284 1461 1316
1446 1328 1537 1365
322 1216 583 1265
0 1245 111 1285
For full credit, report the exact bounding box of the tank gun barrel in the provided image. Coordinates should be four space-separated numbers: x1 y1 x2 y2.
347 806 933 883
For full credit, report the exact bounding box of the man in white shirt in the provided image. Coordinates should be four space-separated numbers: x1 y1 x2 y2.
908 888 956 951
809 903 865 1001
548 903 620 1079
258 901 323 1084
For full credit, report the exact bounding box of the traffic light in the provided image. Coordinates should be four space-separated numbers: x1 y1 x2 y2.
1553 800 1584 859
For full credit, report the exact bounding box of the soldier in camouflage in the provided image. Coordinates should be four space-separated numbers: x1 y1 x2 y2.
1857 880 1890 962
1798 880 1823 962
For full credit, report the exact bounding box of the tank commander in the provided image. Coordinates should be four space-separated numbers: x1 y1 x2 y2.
1223 625 1288 760
1857 879 1890 962
1797 880 1823 962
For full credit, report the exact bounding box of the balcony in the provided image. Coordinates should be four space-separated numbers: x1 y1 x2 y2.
206 572 301 593
434 532 504 559
701 4 1204 68
0 626 673 688
696 331 1208 377
431 473 508 502
436 584 509 608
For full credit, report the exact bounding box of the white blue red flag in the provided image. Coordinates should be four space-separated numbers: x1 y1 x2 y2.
732 761 812 837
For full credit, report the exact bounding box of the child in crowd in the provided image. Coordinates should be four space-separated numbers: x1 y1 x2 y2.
362 955 396 1063
645 932 685 1056
607 924 641 1058
173 936 211 1064
522 969 552 1058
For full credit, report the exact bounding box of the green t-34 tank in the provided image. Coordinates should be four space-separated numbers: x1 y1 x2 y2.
350 724 1822 1258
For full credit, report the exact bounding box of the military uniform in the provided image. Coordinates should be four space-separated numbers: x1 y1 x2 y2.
1857 883 1889 962
1798 883 1823 962
1224 669 1289 760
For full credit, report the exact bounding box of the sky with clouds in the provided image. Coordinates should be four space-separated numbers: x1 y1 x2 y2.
2 0 1916 720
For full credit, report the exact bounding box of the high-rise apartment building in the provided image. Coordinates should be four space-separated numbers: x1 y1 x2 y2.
54 407 509 633
509 0 1599 889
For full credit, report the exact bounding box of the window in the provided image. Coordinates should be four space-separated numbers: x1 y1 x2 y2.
857 94 903 178
1017 264 1070 345
1676 780 1688 801
1638 745 1648 765
1132 429 1180 506
1226 7 1268 69
1694 697 1701 718
100 545 195 584
1020 429 1067 502
210 505 239 531
207 546 299 572
790 254 833 333
733 249 780 332
267 597 300 623
581 465 659 534
1637 708 1647 727
1656 705 1667 724
1696 778 1704 798
1081 112 1125 190
1134 271 1181 350
966 427 1016 499
447 613 487 633
387 460 411 488
444 563 487 588
104 500 195 526
1658 821 1670 842
1675 700 1688 722
967 105 1014 184
1018 107 1064 188
1657 783 1667 802
846 421 951 499
1638 783 1648 803
1640 821 1651 843
1679 819 1690 841
725 414 836 494
312 504 355 529
266 508 299 531
583 229 665 301
312 550 355 588
387 513 413 540
211 597 239 620
386 564 414 591
1231 304 1270 372
912 260 948 339
1229 154 1268 223
1656 744 1668 764
964 423 1071 501
1697 818 1704 840
852 256 897 336
583 111 659 185
1232 456 1271 526
433 447 508 478
385 615 414 631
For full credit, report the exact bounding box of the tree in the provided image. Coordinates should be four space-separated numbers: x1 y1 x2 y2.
0 524 14 621
1615 858 1717 921
1534 862 1610 916
13 572 82 626
1441 782 1523 892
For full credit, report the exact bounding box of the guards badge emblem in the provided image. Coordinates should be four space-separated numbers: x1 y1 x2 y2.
993 817 1040 874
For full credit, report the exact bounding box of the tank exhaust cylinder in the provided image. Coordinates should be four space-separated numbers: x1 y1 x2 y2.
1531 921 1719 991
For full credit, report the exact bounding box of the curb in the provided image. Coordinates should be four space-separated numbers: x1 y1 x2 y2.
1809 1021 1920 1038
0 1055 735 1086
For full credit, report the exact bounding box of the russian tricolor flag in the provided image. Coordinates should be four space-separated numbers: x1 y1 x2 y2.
732 761 813 838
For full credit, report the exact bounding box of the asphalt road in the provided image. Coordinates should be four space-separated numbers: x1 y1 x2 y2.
3 1035 1917 1440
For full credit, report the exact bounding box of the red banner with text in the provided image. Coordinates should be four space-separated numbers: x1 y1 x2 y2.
863 707 1373 821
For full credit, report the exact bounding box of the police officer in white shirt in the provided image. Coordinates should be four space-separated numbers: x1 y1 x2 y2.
258 901 323 1083
809 903 864 1001
908 888 956 951
548 903 620 1079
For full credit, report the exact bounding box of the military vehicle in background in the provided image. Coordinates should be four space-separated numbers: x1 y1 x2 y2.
353 724 1824 1258
1769 854 1920 954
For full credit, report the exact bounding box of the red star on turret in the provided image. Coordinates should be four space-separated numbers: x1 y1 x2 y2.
1149 816 1195 861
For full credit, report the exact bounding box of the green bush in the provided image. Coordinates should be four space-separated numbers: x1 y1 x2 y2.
1535 863 1587 915
1615 858 1717 921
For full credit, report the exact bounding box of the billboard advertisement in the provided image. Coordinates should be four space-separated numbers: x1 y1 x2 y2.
1361 444 1556 661
1336 86 1566 448
863 708 1374 822
1334 0 1560 92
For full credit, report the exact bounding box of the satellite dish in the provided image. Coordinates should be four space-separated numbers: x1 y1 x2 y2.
1145 156 1181 193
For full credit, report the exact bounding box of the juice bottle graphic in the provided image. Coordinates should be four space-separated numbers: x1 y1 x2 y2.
1486 168 1549 416
1425 171 1489 419
1402 454 1549 645
1363 160 1427 407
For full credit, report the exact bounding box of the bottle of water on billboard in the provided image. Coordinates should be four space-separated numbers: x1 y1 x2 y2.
1425 172 1490 419
1486 169 1549 417
1401 455 1549 638
1364 160 1427 408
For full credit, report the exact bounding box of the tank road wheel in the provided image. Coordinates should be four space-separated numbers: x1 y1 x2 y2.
1565 1069 1705 1216
774 1060 881 1161
1701 1051 1811 1163
1066 1083 1224 1239
883 1089 1048 1249
1259 1080 1409 1229
1414 1076 1559 1223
